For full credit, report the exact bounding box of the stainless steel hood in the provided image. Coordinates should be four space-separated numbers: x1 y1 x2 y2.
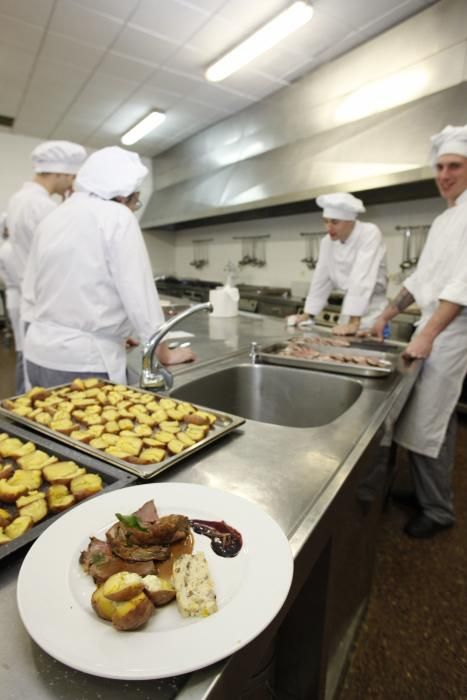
141 0 467 230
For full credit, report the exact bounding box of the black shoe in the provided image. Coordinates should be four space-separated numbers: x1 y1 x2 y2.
403 514 453 539
390 490 420 509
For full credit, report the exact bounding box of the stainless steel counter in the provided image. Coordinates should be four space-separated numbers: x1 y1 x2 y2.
0 310 420 700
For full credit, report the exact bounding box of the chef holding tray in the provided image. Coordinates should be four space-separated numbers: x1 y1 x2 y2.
22 146 195 388
288 192 388 336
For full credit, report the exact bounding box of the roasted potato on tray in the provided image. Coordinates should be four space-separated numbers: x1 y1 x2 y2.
1 379 225 476
0 423 134 556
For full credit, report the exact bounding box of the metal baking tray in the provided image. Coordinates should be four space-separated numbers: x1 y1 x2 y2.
0 418 136 560
0 382 245 479
256 342 398 378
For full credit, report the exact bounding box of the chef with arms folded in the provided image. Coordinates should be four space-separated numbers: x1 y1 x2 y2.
22 146 195 388
6 140 87 391
366 125 467 539
288 192 388 335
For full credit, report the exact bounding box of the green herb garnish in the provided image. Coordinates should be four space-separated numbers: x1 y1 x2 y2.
116 513 148 531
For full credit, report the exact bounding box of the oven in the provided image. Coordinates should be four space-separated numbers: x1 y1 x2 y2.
237 285 303 318
314 291 344 326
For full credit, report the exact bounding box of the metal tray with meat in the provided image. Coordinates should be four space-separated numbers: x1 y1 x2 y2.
0 379 245 480
0 418 136 560
256 335 398 377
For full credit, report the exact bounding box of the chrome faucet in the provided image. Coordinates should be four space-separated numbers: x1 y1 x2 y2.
140 301 213 391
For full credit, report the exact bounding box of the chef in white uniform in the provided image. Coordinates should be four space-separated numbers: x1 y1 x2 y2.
22 146 194 388
6 140 87 391
369 124 467 539
7 140 87 287
0 217 22 376
288 193 388 335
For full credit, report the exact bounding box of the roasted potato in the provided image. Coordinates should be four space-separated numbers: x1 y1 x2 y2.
17 450 57 471
111 592 154 631
142 575 176 606
138 447 166 463
0 438 35 459
183 413 209 426
19 497 48 523
70 473 103 500
159 421 180 434
47 484 76 512
176 433 196 448
194 411 217 425
0 479 29 502
101 572 144 602
43 461 86 484
92 586 118 621
5 515 34 539
16 490 46 508
167 439 185 455
8 468 42 490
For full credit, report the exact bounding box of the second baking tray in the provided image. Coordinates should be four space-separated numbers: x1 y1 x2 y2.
256 342 398 378
0 383 245 479
0 418 136 560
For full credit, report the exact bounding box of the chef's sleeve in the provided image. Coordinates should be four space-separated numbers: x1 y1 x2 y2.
21 235 38 323
341 227 386 317
437 220 467 306
108 210 165 344
304 239 333 315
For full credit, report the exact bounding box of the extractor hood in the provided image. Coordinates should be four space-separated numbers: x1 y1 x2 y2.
141 0 467 230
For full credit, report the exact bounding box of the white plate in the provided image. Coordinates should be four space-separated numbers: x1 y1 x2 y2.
17 482 293 680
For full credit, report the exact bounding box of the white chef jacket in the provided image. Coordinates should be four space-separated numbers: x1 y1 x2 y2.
0 239 22 351
304 221 388 328
22 192 165 384
7 182 57 287
394 189 467 458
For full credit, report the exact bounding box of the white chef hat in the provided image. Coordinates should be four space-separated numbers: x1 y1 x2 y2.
31 140 87 174
316 192 365 220
430 124 467 165
75 146 148 199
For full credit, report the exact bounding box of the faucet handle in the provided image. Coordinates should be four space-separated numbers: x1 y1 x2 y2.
249 341 260 363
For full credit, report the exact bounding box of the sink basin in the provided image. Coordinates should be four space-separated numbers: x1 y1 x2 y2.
171 363 362 427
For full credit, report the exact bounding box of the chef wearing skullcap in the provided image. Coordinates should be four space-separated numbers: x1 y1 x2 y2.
6 140 87 391
22 146 195 387
288 192 388 335
369 124 467 539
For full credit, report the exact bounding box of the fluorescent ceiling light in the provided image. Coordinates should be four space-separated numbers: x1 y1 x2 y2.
205 1 314 82
121 110 166 145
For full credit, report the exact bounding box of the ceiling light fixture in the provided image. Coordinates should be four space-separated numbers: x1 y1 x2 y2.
121 110 166 145
205 1 314 82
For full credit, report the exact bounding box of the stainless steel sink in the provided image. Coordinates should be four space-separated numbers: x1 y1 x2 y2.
171 363 363 428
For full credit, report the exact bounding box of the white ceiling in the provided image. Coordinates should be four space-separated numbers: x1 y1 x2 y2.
0 0 438 157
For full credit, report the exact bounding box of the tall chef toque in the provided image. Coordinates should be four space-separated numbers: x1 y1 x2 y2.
75 146 148 199
316 192 365 221
31 141 87 174
430 124 467 165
